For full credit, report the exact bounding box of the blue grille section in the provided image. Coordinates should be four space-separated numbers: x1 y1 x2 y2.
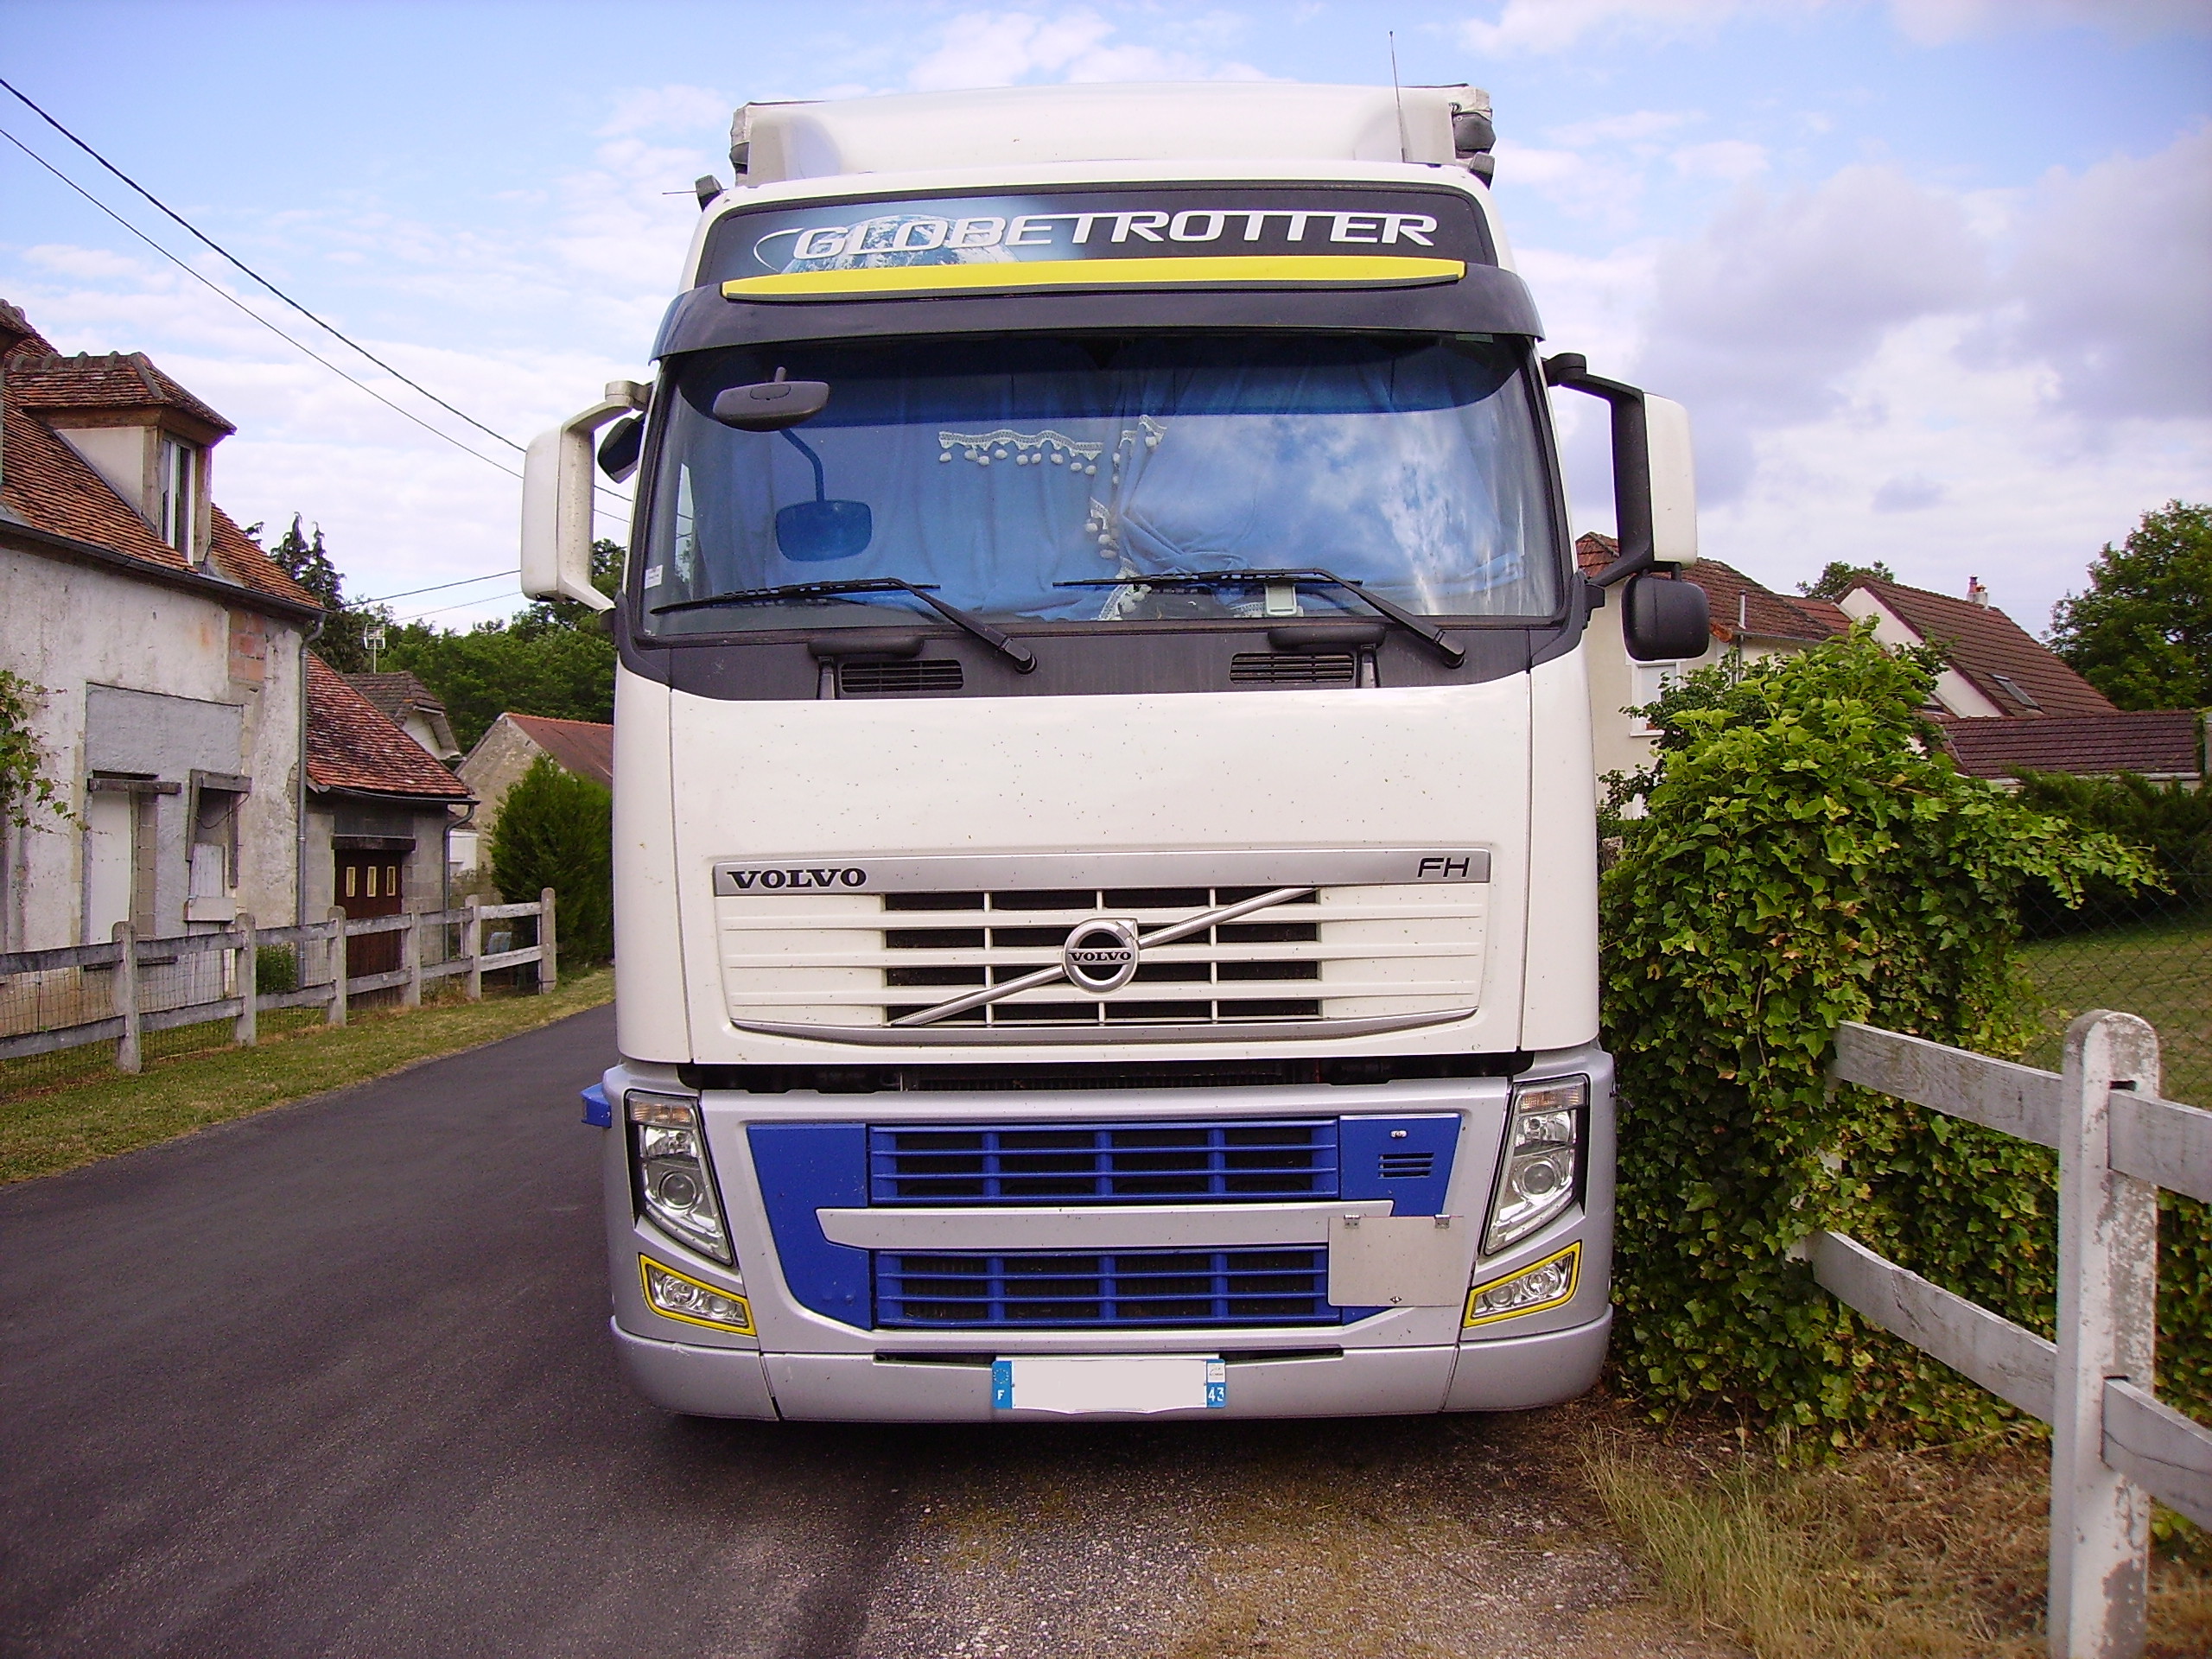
876 1248 1341 1328
868 1118 1339 1205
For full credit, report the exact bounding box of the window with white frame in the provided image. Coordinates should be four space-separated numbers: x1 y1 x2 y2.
1628 660 1687 737
157 434 200 556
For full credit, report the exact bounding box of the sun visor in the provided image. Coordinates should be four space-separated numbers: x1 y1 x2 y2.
655 181 1541 356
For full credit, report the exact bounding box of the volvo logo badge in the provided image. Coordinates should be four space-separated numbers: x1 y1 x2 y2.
1063 918 1141 995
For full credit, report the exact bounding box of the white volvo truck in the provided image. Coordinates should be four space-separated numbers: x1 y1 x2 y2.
523 80 1707 1422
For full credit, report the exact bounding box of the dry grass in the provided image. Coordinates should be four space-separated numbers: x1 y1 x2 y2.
1583 1420 2212 1659
0 967 612 1183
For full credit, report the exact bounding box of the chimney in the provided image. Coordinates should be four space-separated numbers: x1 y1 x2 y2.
1967 575 1988 608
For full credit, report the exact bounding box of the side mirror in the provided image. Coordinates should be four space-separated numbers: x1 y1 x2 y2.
596 414 645 482
1542 353 1698 587
713 371 830 432
521 379 650 611
1622 572 1711 663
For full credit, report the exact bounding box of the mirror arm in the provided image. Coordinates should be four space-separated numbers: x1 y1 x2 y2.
1543 352 1660 587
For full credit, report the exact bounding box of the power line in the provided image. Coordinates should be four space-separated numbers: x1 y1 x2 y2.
1 73 526 455
1 128 524 481
352 568 522 607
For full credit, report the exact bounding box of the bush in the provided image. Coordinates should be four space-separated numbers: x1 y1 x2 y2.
487 756 613 963
2010 770 2210 934
255 944 299 995
1600 626 2159 1442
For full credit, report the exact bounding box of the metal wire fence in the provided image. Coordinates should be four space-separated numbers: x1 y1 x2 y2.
2018 890 2211 1107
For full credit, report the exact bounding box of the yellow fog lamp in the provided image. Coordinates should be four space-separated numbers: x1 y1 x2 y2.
640 1255 755 1334
1464 1242 1580 1328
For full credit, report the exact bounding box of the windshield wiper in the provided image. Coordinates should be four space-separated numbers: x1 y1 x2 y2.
652 578 1036 672
1056 568 1465 668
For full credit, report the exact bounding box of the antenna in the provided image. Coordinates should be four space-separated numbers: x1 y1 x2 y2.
1389 31 1408 162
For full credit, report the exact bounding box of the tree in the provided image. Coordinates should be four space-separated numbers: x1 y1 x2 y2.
1795 558 1895 600
2048 500 2212 710
487 755 613 963
261 516 392 674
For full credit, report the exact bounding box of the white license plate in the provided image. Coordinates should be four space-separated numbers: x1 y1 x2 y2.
990 1355 1227 1414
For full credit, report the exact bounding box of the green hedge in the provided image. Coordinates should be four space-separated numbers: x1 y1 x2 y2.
1597 628 2208 1440
487 755 613 963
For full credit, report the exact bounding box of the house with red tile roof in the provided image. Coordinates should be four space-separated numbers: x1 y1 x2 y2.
0 299 324 953
303 656 472 949
453 712 613 874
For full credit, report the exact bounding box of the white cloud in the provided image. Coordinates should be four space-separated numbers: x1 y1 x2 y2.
1543 110 1700 147
1969 123 2212 423
906 9 1264 91
1635 163 1986 498
1886 0 2212 45
1672 139 1769 181
1458 1 1814 55
596 84 731 138
1871 472 1946 511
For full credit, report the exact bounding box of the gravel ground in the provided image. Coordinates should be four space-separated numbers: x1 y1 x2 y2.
855 1397 1743 1658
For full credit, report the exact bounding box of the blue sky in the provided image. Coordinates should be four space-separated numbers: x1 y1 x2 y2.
3 0 2208 630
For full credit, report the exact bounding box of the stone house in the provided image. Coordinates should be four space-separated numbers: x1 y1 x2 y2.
0 301 321 954
453 712 612 875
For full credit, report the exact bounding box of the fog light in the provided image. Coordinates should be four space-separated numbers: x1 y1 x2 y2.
641 1256 754 1333
1465 1242 1581 1327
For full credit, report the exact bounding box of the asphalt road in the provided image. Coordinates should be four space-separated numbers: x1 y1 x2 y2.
0 1006 911 1659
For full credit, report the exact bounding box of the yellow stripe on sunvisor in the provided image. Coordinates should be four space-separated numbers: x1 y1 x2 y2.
720 254 1465 301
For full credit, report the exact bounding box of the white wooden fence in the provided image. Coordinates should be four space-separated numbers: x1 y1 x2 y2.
1808 1011 2212 1659
0 888 557 1075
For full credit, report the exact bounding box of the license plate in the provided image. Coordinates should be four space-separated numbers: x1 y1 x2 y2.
990 1355 1228 1414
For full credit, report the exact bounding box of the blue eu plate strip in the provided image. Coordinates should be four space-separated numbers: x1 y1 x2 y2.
991 1358 1014 1408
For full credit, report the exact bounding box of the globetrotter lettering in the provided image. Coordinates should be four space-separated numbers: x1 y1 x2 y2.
723 867 869 890
760 205 1440 270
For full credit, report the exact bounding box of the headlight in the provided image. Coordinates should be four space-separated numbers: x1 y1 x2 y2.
627 1091 734 1263
1483 1076 1586 1254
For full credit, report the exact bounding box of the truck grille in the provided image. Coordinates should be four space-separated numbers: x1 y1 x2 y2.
875 1247 1338 1327
869 1117 1338 1205
715 875 1486 1036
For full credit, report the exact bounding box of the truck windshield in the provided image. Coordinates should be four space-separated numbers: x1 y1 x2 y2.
639 334 1560 635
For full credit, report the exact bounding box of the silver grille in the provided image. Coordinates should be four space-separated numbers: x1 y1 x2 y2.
714 864 1487 1040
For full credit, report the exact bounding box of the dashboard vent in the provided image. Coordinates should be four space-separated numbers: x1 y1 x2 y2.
840 658 963 696
1230 652 1357 686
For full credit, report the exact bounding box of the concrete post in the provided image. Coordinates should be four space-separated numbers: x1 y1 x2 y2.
402 911 423 1008
234 913 257 1046
111 920 140 1074
538 887 557 994
2050 1009 2161 1659
462 895 483 1001
326 906 349 1028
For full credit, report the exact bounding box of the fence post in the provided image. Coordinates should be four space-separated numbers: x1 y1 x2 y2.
538 887 557 994
402 911 423 1008
326 907 349 1028
111 920 141 1074
234 914 257 1046
463 895 483 1001
2050 1008 2161 1659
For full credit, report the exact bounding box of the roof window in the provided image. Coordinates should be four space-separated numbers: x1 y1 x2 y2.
157 433 203 559
1989 672 2041 711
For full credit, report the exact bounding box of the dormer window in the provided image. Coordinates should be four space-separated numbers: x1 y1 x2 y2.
158 433 201 557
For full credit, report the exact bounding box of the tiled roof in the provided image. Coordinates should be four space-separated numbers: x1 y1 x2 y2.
1571 533 1845 645
0 305 317 613
10 350 234 435
307 655 471 800
346 671 448 719
1938 711 2203 780
501 713 614 791
1847 578 2114 719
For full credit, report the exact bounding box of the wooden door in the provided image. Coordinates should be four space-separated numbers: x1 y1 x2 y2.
335 852 405 979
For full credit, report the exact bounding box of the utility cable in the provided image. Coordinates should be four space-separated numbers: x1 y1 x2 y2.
351 568 524 607
2 127 525 480
2 73 526 454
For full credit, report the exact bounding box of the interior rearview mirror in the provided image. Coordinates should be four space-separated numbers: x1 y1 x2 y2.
713 369 831 431
1622 572 1711 663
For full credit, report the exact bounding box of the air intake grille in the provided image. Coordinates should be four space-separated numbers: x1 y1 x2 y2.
869 1117 1338 1205
1378 1150 1436 1180
876 1247 1339 1327
839 658 963 695
1230 652 1357 686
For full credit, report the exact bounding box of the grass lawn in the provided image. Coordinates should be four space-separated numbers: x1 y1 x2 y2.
2018 907 2211 1106
0 967 612 1184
